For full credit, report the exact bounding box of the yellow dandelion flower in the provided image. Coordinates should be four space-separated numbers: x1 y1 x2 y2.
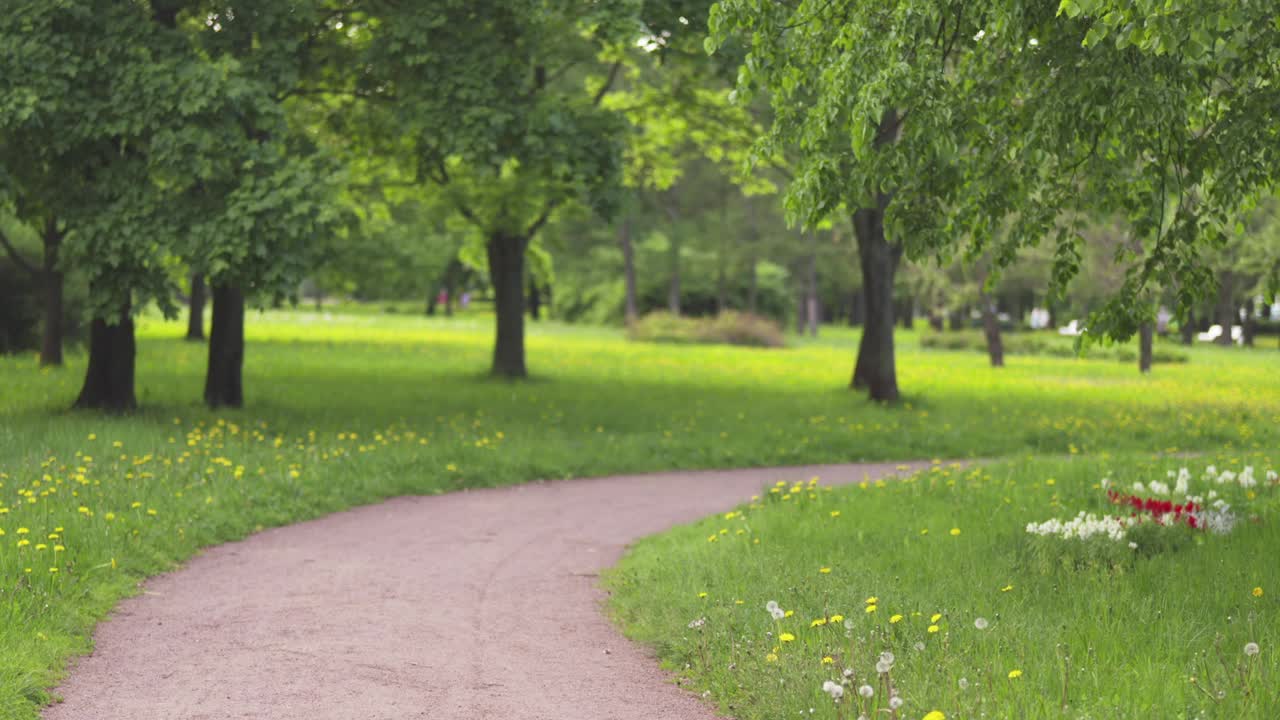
819 567 831 574
811 618 827 628
697 592 708 598
1008 669 1023 679
49 567 58 574
16 527 28 535
779 633 795 643
784 610 794 617
17 539 30 548
821 656 834 664
830 510 841 518
1254 587 1264 598
829 614 844 623
927 625 939 633
865 605 877 614
890 614 903 624
920 528 929 535
734 599 744 605
766 653 779 662
922 712 946 720
865 596 878 604
35 543 47 551
930 613 942 623
950 528 961 536
1001 584 1014 592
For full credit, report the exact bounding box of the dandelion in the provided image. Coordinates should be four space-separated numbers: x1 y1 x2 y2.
974 617 989 630
889 696 904 710
875 659 892 673
779 633 795 643
1244 642 1260 657
1254 587 1264 598
822 680 845 700
765 653 778 662
958 677 969 690
890 614 903 624
829 614 844 623
811 618 827 628
819 567 832 574
924 713 946 720
771 607 786 620
930 613 942 622
950 528 961 536
879 651 895 665
913 641 925 651
865 596 878 605
865 605 877 614
1001 584 1014 592
687 617 706 629
822 656 834 664
858 684 874 698
1008 669 1023 679
697 592 708 599
927 625 940 633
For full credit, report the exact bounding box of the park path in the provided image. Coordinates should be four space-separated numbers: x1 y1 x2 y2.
42 461 930 720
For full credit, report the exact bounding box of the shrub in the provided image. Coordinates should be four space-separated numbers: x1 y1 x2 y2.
919 330 1190 363
629 311 786 348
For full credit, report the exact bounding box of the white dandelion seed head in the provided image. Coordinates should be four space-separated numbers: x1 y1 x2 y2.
858 684 874 698
889 696 904 710
879 651 895 665
974 617 989 630
842 667 854 678
771 607 786 620
766 600 779 612
1245 642 1260 657
959 677 970 690
875 660 891 674
822 680 844 699
913 641 926 652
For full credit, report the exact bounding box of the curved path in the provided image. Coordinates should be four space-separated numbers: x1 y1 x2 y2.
44 461 929 720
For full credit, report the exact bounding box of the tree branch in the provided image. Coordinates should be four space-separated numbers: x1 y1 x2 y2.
525 198 562 238
593 62 623 106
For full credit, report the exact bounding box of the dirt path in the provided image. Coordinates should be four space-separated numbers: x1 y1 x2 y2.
43 461 930 720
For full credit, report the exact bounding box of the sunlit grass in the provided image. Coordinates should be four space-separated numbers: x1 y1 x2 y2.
0 309 1277 718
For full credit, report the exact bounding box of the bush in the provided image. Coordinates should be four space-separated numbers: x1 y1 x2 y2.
920 330 1190 363
0 259 39 354
628 311 786 348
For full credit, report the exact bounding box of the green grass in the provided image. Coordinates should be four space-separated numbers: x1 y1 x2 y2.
0 310 1278 718
606 455 1280 719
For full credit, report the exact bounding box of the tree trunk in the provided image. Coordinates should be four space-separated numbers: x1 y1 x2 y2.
74 305 136 412
667 235 681 316
1138 321 1153 373
1180 313 1195 345
39 219 63 366
900 297 915 330
528 277 542 321
619 217 638 325
850 200 903 401
805 235 819 336
982 294 1004 368
488 233 528 378
1242 298 1256 347
1215 276 1235 346
426 286 438 316
204 283 245 408
186 272 206 341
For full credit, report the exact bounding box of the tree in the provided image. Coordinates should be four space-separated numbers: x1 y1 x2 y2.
708 0 1280 400
0 213 63 365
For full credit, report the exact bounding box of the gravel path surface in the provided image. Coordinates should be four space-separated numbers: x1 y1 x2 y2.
43 461 929 720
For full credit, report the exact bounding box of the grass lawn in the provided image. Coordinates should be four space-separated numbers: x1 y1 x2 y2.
606 455 1279 719
0 309 1277 718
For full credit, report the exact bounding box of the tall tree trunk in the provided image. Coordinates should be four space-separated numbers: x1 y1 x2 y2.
851 199 903 401
667 235 681 316
981 293 1004 367
204 283 245 408
619 217 638 325
805 236 819 337
488 233 528 378
74 304 136 412
900 297 915 330
1215 275 1235 346
39 218 63 366
1138 321 1153 373
426 286 438 316
1180 312 1195 345
1242 298 1256 347
186 272 206 341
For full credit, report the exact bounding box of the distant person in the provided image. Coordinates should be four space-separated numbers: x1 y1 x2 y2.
460 292 471 309
436 290 448 307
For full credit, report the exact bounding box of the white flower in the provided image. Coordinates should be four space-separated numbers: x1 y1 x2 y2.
771 607 786 620
1128 541 1138 550
879 651 895 665
875 659 892 674
842 667 854 678
958 677 970 690
1148 480 1170 495
973 29 986 41
1133 482 1146 493
1244 642 1260 657
889 695 904 710
974 617 989 630
688 617 706 629
858 684 874 698
1027 37 1039 47
1175 468 1190 495
1266 470 1277 482
822 680 845 700
766 600 779 613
